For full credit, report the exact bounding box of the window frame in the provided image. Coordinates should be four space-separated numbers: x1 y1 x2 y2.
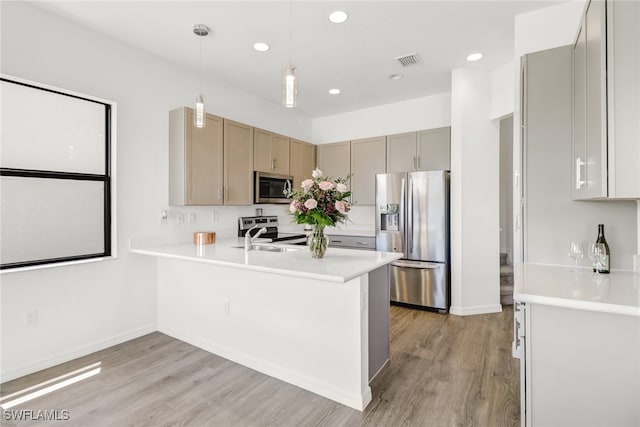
0 75 117 272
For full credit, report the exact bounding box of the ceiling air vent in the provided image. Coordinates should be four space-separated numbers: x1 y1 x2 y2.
395 53 422 67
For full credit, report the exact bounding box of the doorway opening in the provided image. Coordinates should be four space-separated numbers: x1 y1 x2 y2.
499 115 514 305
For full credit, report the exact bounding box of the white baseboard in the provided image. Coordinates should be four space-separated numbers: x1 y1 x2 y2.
159 324 372 411
450 304 503 316
0 324 156 384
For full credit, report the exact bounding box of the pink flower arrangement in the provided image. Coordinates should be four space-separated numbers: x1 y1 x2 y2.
285 168 351 227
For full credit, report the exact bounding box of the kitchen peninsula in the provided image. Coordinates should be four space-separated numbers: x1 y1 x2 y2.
130 239 402 410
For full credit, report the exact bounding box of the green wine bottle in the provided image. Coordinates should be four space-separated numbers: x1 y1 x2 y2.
595 224 610 274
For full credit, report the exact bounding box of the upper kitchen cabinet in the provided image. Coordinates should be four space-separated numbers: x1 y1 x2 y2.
386 127 451 173
386 132 416 173
418 128 451 171
224 119 254 205
290 138 316 189
254 128 290 175
350 136 386 205
317 141 351 180
572 0 640 199
169 107 224 206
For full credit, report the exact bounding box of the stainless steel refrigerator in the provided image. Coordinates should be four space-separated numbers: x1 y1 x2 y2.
375 171 450 313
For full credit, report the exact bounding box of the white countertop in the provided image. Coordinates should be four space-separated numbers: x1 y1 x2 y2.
130 238 401 283
514 263 640 317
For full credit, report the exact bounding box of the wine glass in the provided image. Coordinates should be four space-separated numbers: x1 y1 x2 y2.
568 241 584 271
592 243 606 275
587 243 598 271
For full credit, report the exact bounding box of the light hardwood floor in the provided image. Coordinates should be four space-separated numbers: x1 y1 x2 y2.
1 305 519 427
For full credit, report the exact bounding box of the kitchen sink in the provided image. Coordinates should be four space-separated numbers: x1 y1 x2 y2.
233 244 300 253
250 244 299 252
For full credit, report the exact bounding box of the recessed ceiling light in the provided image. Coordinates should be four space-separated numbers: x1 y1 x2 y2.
329 10 349 24
253 42 270 52
466 52 483 62
329 88 341 95
389 74 403 80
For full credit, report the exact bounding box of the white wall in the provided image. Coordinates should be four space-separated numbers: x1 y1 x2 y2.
0 1 311 382
311 93 451 144
490 61 515 120
450 68 501 316
514 1 586 57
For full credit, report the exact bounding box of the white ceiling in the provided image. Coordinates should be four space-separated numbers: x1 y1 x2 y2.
33 0 563 118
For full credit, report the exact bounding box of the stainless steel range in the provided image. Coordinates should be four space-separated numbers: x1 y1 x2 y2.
238 216 307 245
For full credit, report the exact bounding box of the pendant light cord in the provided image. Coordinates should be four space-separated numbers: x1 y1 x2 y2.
288 0 293 65
199 34 203 94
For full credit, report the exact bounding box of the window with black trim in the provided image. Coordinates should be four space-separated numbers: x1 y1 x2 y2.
0 77 113 270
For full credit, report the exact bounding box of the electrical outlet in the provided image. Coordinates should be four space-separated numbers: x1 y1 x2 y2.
160 210 168 224
176 213 185 224
211 211 219 222
189 212 197 223
224 299 230 315
25 311 38 327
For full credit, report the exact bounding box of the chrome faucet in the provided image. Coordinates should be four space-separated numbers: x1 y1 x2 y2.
245 225 267 251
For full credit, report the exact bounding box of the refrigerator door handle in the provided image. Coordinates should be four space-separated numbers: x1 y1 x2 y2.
391 260 443 269
400 177 406 258
408 177 413 254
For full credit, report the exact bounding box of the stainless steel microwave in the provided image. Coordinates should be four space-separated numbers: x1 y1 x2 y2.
254 172 293 204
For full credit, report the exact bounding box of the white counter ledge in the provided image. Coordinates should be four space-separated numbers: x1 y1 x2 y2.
129 238 401 283
514 263 640 317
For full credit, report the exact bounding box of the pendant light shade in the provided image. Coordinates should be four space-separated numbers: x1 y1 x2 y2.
193 24 209 128
282 65 297 108
194 94 206 128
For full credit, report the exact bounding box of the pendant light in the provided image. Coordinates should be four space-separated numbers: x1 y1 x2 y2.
193 24 209 128
282 1 298 108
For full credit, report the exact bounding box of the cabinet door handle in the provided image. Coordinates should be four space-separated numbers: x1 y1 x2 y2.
413 156 417 170
273 159 276 170
332 240 343 243
356 241 369 245
224 187 229 201
575 157 586 189
417 156 421 169
218 187 223 200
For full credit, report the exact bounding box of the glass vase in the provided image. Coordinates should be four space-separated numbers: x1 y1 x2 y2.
308 225 328 258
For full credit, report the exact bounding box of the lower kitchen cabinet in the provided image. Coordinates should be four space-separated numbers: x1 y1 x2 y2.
327 235 376 251
514 301 639 426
